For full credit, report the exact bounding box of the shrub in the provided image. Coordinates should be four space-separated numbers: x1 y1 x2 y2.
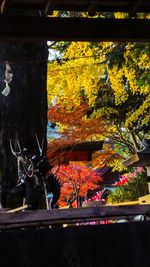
108 168 148 204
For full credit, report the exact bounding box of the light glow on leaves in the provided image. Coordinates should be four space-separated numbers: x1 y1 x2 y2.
57 163 103 207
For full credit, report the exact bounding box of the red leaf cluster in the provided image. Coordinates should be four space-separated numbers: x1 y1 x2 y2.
57 163 103 207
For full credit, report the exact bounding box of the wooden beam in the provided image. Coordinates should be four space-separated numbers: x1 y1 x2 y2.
0 16 150 41
49 151 92 162
123 153 140 168
4 0 45 10
5 0 150 13
64 141 103 152
51 0 150 13
0 205 150 229
48 141 103 163
123 151 150 168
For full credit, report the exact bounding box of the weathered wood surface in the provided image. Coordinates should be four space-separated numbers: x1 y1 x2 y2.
1 17 150 41
123 152 150 167
0 205 150 229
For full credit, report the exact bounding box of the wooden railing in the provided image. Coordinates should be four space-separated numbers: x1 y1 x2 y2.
0 204 150 230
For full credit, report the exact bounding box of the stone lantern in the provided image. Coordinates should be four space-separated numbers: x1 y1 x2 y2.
123 138 150 192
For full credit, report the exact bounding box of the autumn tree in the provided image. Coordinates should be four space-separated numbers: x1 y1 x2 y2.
47 37 150 171
57 163 103 208
47 102 108 164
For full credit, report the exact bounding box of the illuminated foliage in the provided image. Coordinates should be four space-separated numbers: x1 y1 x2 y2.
57 163 102 207
47 103 108 165
47 42 106 108
48 41 150 128
108 168 148 204
47 16 150 171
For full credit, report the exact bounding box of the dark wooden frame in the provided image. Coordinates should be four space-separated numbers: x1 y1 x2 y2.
4 0 150 13
0 1 149 230
0 16 150 41
0 204 150 229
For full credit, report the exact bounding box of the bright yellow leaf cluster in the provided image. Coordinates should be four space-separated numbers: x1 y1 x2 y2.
114 12 128 19
108 66 128 104
126 93 150 127
47 40 150 130
108 43 150 127
124 66 139 95
47 42 106 108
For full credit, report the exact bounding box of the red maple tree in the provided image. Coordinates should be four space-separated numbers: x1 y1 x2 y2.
47 102 106 164
57 163 103 208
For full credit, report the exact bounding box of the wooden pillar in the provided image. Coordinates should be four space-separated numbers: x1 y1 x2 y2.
0 41 48 208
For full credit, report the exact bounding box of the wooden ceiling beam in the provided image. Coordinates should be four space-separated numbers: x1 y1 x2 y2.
4 0 150 13
0 16 150 41
53 0 150 13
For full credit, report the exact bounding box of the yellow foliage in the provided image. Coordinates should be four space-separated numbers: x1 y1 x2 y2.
126 94 150 127
138 53 150 69
47 42 106 108
123 66 139 95
146 14 150 19
48 11 59 17
47 39 150 171
108 66 128 104
88 147 125 172
114 12 128 19
47 40 150 129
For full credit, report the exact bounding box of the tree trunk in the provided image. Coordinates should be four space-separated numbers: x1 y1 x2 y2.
0 41 48 186
129 130 141 152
